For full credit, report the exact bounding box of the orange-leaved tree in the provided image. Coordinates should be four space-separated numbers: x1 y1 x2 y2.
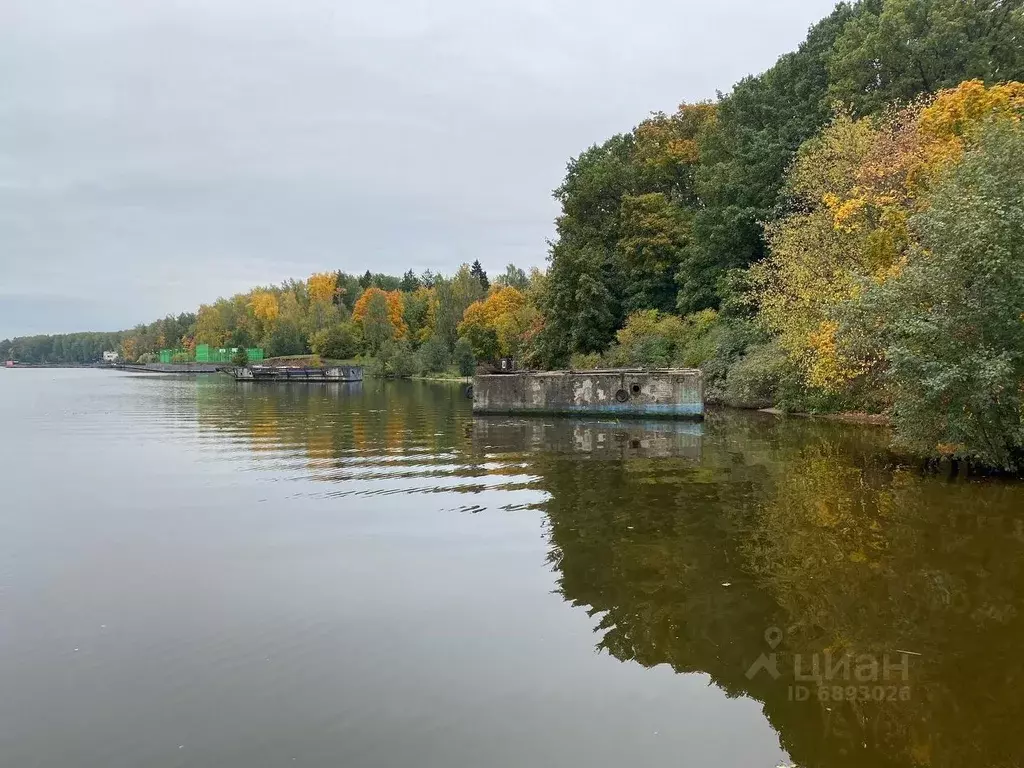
352 287 407 340
458 287 537 361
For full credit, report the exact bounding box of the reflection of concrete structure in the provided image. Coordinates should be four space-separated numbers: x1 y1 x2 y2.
232 365 363 382
117 363 222 374
473 369 703 419
472 417 702 461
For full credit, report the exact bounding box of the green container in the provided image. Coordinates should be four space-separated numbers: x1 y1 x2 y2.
159 348 193 363
194 345 263 363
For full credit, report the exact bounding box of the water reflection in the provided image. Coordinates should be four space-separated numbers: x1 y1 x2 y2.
472 417 703 461
194 379 1024 768
195 379 511 496
539 412 1024 768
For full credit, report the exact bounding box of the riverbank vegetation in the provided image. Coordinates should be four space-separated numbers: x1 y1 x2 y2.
4 0 1024 467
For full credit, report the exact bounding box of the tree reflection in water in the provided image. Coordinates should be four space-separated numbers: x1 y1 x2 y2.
197 380 1024 768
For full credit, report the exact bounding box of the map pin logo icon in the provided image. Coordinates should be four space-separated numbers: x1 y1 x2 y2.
765 627 783 649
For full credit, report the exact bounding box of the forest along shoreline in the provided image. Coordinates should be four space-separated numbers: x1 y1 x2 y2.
4 1 1024 471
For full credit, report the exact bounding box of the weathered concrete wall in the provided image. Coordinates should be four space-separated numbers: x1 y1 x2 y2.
472 369 703 419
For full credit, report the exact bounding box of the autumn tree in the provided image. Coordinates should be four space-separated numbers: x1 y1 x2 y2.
755 81 1024 393
249 291 280 340
865 120 1024 468
542 102 718 356
360 292 395 354
120 336 138 363
195 303 230 346
458 286 538 361
752 113 881 390
353 287 407 340
301 272 338 335
633 102 715 202
458 311 499 360
307 272 337 304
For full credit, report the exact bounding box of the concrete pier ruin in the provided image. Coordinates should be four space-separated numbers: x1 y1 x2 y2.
471 368 704 419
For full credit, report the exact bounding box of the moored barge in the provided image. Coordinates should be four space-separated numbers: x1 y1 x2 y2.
232 365 363 383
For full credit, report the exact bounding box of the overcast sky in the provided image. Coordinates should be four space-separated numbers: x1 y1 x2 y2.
0 0 838 338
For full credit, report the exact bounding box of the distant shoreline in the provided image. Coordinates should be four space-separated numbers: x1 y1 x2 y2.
3 362 105 369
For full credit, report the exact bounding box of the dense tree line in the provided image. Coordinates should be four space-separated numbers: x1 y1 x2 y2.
0 260 530 379
539 0 1024 363
0 331 127 365
537 0 1024 469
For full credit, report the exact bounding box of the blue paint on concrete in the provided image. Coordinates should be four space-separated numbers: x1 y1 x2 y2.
476 403 704 419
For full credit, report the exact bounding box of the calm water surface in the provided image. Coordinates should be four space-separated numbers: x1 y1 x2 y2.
1 369 1022 767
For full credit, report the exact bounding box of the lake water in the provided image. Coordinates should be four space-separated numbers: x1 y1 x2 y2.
1 369 1022 767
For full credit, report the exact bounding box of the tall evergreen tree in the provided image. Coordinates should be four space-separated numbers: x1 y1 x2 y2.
469 260 489 292
399 269 421 292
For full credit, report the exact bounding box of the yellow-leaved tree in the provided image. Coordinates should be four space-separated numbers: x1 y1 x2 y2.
754 80 1024 393
249 291 279 323
306 272 339 333
352 287 407 340
633 102 716 183
120 336 138 363
458 287 538 361
754 113 879 389
306 272 337 304
195 304 230 347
